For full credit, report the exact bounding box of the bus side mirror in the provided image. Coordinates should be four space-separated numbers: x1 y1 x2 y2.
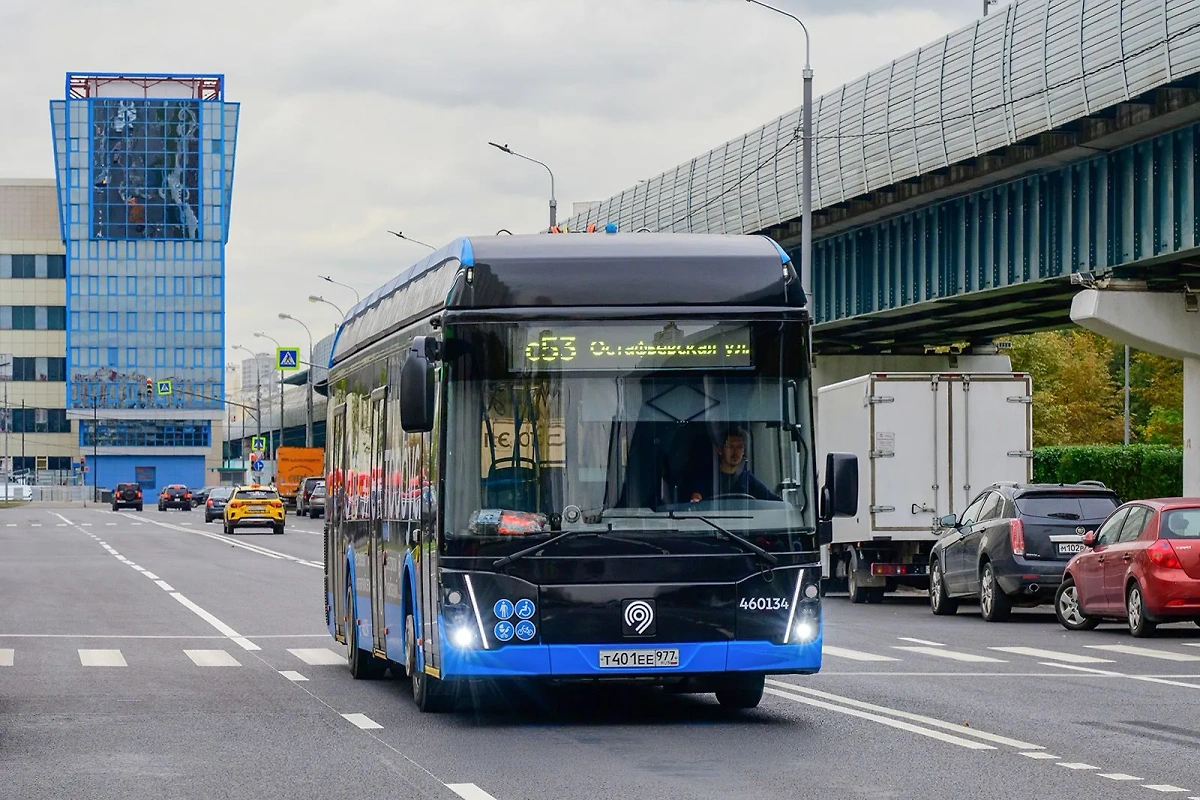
820 452 858 521
400 336 438 432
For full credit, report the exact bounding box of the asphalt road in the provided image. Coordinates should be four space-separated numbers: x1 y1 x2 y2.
4 504 1200 799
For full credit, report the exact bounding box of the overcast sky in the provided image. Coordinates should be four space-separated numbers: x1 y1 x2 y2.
0 0 1010 363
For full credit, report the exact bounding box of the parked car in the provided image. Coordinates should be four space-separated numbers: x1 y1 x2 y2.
204 486 234 523
930 481 1120 621
158 484 192 511
308 483 325 518
1056 499 1200 637
112 482 143 512
295 475 324 517
223 485 285 535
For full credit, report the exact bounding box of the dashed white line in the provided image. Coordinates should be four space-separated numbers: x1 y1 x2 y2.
1099 773 1143 781
1057 763 1098 770
0 648 13 666
78 649 127 667
989 646 1113 664
143 571 160 580
279 670 309 682
289 648 345 665
1144 786 1188 794
823 645 900 662
1086 644 1200 662
1042 662 1200 690
447 785 500 800
341 713 382 730
169 593 260 652
894 646 1006 663
896 637 944 646
131 565 146 572
1021 752 1059 760
154 580 175 591
105 522 116 526
184 649 241 667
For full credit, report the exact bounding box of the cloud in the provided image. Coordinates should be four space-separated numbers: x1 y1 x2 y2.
0 0 998 365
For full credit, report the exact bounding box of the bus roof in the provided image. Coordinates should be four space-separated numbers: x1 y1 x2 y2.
330 232 796 368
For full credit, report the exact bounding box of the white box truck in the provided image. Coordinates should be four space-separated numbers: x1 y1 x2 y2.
817 372 1033 602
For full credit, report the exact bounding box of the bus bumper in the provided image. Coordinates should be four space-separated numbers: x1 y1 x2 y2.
439 637 823 680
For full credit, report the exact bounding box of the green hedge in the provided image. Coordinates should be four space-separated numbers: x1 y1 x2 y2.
1033 445 1182 501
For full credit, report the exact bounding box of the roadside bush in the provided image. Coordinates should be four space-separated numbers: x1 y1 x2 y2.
1033 445 1182 501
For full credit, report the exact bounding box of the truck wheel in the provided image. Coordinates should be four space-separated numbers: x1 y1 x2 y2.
929 559 958 616
715 674 765 709
979 562 1012 622
847 551 869 604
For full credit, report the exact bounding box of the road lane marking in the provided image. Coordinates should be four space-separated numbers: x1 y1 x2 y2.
341 713 382 730
1042 662 1200 690
131 565 146 572
763 686 993 750
0 649 13 666
143 571 160 580
1099 774 1143 781
1144 786 1188 793
79 649 127 667
155 580 175 591
279 670 309 681
289 648 345 665
140 517 322 568
106 523 116 526
1058 763 1098 770
1021 752 1059 760
1086 644 1200 662
766 682 1043 750
170 593 261 651
447 785 500 800
989 646 1113 664
823 645 900 662
184 649 241 667
894 646 1006 663
896 637 944 646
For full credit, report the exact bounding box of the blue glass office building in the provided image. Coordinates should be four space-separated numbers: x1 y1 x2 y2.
50 74 239 491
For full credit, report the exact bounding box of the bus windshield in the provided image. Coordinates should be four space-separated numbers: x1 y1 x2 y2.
442 319 814 554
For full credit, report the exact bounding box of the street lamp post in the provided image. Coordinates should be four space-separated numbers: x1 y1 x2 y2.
92 395 98 503
387 230 436 251
309 295 345 319
317 274 360 305
745 0 813 317
254 331 285 458
488 142 557 228
231 345 262 453
278 314 315 448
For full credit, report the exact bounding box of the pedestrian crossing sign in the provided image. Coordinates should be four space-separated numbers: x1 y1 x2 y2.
156 379 173 396
251 436 267 452
277 347 300 371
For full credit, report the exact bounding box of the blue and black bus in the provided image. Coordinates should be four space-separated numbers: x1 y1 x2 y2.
321 230 857 711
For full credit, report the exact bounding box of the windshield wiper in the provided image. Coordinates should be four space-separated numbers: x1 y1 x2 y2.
493 530 584 569
669 512 778 566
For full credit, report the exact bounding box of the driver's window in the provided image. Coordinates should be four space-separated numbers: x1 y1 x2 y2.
1094 507 1130 546
960 494 988 527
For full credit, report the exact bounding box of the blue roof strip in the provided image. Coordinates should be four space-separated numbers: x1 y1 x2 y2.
765 237 791 265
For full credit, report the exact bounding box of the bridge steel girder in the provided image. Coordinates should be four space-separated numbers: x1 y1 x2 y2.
807 121 1200 330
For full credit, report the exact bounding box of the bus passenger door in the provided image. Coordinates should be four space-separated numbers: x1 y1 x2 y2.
370 388 388 654
328 403 348 643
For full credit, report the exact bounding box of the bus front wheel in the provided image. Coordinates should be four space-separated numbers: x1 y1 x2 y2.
406 613 450 713
715 673 765 710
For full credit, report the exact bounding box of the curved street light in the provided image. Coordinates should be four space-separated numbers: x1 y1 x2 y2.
254 331 286 458
308 294 345 318
387 230 436 250
488 142 557 228
317 274 361 304
278 313 315 447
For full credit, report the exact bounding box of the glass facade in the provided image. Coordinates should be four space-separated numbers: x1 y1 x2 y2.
49 74 239 483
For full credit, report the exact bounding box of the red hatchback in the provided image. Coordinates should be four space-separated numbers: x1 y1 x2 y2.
1056 499 1200 637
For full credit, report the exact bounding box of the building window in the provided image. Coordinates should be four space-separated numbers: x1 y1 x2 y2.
107 276 118 295
174 312 185 331
126 311 137 331
11 255 35 279
155 277 166 296
70 348 80 367
174 348 185 367
212 313 222 332
127 275 137 295
81 420 212 448
126 348 137 367
70 276 80 295
88 275 99 295
88 348 99 367
12 306 35 330
212 348 222 368
155 312 166 332
70 311 80 330
193 348 204 367
107 347 119 367
90 98 201 241
212 277 222 296
88 311 99 331
46 255 66 279
155 348 166 368
47 358 65 381
193 276 204 295
107 311 118 331
47 306 65 330
174 276 185 295
193 312 204 332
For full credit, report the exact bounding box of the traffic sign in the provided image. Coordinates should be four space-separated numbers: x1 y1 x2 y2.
276 347 301 371
251 436 267 452
252 459 265 472
155 379 173 396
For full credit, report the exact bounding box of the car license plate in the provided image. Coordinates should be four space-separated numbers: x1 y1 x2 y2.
248 505 266 513
598 649 680 669
1058 542 1085 554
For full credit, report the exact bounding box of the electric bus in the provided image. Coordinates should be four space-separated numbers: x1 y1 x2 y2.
321 230 857 711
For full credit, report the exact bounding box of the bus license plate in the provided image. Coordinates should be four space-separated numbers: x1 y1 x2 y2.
598 649 680 669
1058 543 1085 555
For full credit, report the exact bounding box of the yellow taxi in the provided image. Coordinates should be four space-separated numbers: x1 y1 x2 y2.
223 485 286 535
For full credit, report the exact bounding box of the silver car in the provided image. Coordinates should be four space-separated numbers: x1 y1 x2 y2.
308 483 325 518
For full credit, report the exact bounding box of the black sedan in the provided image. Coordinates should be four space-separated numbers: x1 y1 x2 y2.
204 486 234 523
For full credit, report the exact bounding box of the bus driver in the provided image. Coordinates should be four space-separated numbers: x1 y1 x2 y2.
688 427 781 503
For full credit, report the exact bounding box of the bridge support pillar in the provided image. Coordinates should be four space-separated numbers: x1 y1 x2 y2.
1071 289 1200 496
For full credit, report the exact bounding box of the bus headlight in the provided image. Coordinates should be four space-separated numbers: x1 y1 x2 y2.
450 626 476 649
792 619 818 643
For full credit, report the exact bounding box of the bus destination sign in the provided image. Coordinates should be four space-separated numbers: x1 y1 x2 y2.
510 321 753 371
